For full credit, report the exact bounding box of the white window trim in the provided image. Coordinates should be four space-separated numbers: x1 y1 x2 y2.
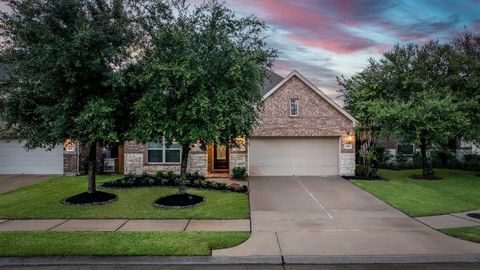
147 138 182 164
290 98 299 117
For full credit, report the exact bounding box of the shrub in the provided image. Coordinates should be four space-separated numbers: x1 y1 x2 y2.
372 145 391 168
231 167 248 180
100 170 248 193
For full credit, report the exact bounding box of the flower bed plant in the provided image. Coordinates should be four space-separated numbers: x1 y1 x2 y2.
101 171 248 193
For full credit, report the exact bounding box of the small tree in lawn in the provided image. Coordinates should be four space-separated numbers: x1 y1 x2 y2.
131 0 276 196
385 91 466 176
0 0 140 202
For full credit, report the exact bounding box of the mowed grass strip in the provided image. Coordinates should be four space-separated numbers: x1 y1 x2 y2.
0 175 249 219
440 226 480 244
352 169 480 217
0 231 250 256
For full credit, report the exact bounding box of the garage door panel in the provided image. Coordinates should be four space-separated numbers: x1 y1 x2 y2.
249 137 339 176
0 141 63 174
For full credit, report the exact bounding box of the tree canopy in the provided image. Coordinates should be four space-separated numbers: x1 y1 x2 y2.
0 0 140 194
129 0 276 189
339 33 480 177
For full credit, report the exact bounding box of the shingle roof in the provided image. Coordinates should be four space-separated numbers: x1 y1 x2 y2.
262 69 284 96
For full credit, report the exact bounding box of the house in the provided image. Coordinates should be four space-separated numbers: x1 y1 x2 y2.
0 70 357 176
118 70 357 177
377 137 480 165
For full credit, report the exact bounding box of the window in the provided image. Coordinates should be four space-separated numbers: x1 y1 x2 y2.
290 99 299 116
397 144 414 156
147 140 181 163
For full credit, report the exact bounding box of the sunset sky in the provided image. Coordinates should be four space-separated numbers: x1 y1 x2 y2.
209 0 480 100
1 0 479 101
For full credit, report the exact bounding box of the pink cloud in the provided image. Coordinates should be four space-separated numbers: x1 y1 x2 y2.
244 0 379 54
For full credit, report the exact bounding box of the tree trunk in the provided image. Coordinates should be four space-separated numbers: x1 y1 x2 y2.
420 138 430 176
88 143 97 194
178 143 190 195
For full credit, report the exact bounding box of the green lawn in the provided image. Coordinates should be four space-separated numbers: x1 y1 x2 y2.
352 169 480 217
0 175 249 219
0 231 250 256
440 226 480 244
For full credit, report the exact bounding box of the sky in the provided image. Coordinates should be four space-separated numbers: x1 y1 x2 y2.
1 0 479 102
198 0 480 101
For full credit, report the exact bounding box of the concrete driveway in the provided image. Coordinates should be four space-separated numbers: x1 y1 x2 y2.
214 176 480 261
0 175 56 194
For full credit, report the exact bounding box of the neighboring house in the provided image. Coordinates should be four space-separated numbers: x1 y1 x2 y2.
378 137 480 163
0 70 358 176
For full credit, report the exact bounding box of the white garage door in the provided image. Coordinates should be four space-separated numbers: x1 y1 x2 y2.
0 141 63 174
249 137 339 176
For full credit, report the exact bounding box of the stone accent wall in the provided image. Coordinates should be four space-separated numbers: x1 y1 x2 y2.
230 152 247 173
125 153 144 175
253 75 354 137
188 151 208 175
340 153 355 176
123 141 208 175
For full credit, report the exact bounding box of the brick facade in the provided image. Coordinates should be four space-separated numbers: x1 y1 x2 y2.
122 72 356 177
253 76 354 137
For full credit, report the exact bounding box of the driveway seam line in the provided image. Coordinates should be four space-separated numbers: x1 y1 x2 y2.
294 176 344 229
274 231 285 264
115 219 130 232
47 219 70 231
183 219 191 231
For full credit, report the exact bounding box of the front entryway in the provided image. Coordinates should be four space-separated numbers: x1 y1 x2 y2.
208 143 229 173
249 137 339 176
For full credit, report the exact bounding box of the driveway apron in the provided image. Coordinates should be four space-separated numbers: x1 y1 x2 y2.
213 176 480 257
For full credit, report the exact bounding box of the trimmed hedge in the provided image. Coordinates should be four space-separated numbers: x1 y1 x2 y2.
101 171 248 193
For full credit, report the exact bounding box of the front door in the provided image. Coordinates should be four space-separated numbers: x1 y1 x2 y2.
213 144 229 172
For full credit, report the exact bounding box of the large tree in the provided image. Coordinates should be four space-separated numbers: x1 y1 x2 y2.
131 0 276 194
0 0 140 198
340 40 471 177
450 31 480 145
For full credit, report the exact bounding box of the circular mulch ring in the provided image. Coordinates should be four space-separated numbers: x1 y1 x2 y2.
153 194 204 209
63 191 118 205
467 213 480 220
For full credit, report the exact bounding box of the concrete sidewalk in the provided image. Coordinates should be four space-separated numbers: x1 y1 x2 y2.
0 219 250 232
416 209 480 229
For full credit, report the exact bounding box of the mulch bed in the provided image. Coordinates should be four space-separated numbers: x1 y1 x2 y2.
153 194 204 209
342 175 384 181
409 174 442 180
63 191 118 205
467 213 480 220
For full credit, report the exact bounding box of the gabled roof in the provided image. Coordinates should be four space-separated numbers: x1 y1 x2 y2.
262 69 284 96
262 70 358 126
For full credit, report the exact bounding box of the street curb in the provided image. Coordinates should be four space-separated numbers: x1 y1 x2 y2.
284 254 480 264
2 254 480 266
0 256 283 266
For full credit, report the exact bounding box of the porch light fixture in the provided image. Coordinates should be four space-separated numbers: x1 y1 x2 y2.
64 138 76 152
344 133 355 145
